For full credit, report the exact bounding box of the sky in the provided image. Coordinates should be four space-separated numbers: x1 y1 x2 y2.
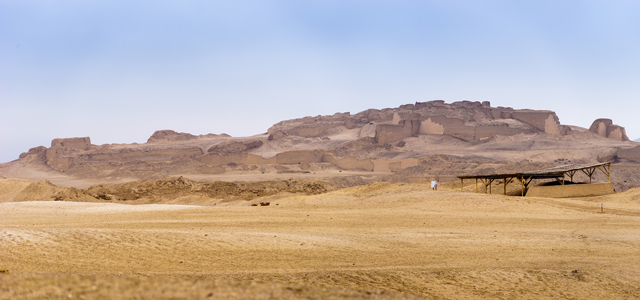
1 0 640 163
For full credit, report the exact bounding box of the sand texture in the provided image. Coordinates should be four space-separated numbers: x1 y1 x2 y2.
2 181 640 299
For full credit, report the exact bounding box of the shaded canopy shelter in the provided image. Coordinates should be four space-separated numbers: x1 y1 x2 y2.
457 162 611 196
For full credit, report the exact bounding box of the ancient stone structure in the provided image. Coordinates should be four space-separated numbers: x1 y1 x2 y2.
11 101 634 184
45 137 93 171
269 100 571 144
51 137 91 149
589 119 629 141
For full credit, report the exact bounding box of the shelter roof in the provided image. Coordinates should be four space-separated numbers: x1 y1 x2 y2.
457 162 610 180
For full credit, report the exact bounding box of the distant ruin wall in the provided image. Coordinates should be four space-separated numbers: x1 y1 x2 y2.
45 147 72 171
490 108 504 119
421 116 476 141
375 124 407 144
589 119 629 141
378 115 539 143
617 146 640 163
44 146 205 172
388 161 402 172
89 148 204 161
418 118 444 135
275 150 326 164
474 124 533 140
197 165 225 174
373 159 391 172
372 159 418 173
51 137 91 150
45 137 93 171
374 120 420 144
323 154 374 171
509 111 564 135
199 153 275 166
526 182 615 198
197 150 375 171
289 125 329 138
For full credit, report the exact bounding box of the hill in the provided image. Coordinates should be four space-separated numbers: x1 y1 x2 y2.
0 177 339 205
2 100 639 191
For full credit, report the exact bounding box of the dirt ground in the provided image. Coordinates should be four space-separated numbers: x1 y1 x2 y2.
2 181 640 299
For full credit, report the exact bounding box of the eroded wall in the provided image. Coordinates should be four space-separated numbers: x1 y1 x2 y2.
51 137 91 150
526 183 615 198
589 118 629 141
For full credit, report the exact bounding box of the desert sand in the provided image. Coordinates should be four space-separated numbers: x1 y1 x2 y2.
2 101 640 299
2 180 640 299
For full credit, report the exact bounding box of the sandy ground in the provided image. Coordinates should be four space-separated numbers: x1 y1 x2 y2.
2 183 640 299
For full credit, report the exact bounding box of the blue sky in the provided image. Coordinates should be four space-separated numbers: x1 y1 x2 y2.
1 0 639 163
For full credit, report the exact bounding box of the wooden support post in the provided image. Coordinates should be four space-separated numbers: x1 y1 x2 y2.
519 176 532 197
567 171 576 183
475 178 478 193
582 167 596 184
503 178 507 195
597 164 611 182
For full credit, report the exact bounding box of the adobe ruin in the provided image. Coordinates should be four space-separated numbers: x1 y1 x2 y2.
267 100 571 144
589 118 629 141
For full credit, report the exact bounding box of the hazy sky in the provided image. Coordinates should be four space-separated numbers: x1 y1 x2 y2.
2 1 639 163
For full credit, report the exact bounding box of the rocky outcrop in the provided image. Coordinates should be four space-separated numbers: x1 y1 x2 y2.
19 146 47 160
589 119 629 141
147 130 197 143
208 140 263 154
147 130 230 143
267 130 287 141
